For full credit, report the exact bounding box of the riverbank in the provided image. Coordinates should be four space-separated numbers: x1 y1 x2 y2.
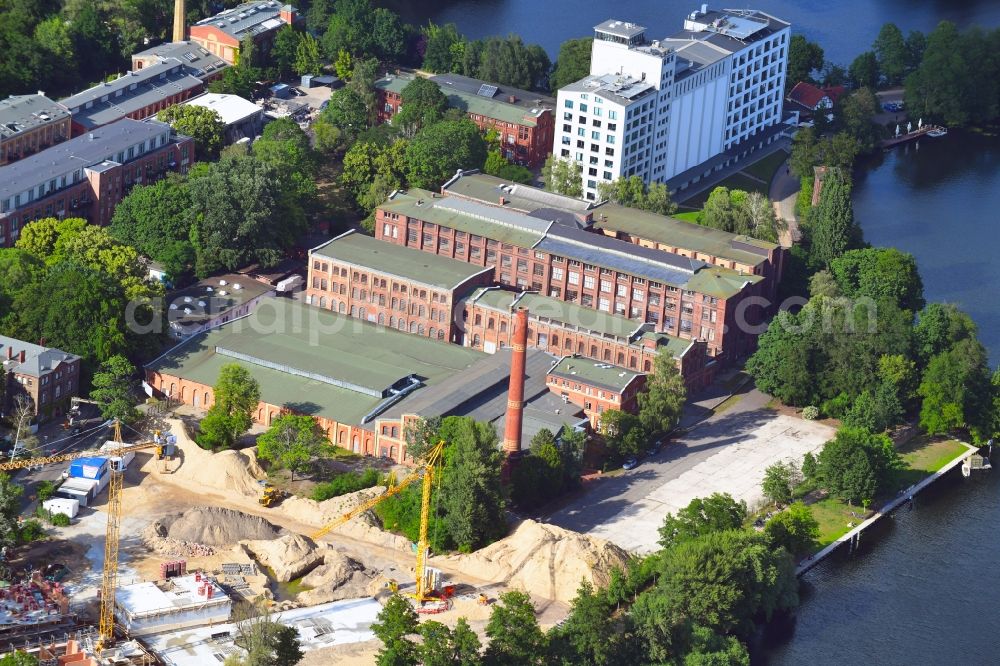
797 439 983 576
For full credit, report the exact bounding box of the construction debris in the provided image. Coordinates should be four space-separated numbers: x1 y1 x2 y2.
439 520 631 603
158 507 283 546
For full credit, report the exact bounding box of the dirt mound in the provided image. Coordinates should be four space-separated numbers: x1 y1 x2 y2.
298 551 375 605
439 520 631 603
240 534 326 582
162 507 282 546
280 487 412 553
164 418 266 497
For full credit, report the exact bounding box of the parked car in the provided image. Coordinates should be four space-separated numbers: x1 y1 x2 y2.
622 457 639 470
289 87 305 97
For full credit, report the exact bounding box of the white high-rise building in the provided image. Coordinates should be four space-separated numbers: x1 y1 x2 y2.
554 7 791 200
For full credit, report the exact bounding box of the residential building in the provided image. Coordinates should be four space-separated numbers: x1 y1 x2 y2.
60 59 205 135
375 185 768 361
182 93 264 143
375 72 556 168
132 41 230 82
1 336 81 422
554 7 790 199
305 230 494 342
189 1 301 66
0 94 71 166
0 118 194 245
461 288 713 391
786 81 846 120
166 273 275 339
546 356 647 428
144 298 584 463
441 171 785 302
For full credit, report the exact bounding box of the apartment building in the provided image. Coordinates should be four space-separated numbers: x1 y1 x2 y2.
546 356 647 429
375 73 556 168
375 187 767 361
0 118 193 246
189 1 301 65
0 94 72 166
132 41 230 82
554 7 790 199
305 230 494 342
461 288 714 391
60 59 205 135
1 336 81 422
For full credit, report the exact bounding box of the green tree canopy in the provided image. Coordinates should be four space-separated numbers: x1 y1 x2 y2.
658 493 748 550
256 415 326 480
638 352 687 436
404 119 486 189
817 427 901 504
109 175 194 282
600 409 646 459
786 35 824 86
484 590 547 665
810 167 863 268
90 354 139 424
764 502 819 558
830 247 924 312
371 594 418 666
542 155 583 198
422 22 464 73
598 175 679 216
849 51 879 90
918 337 993 440
873 23 907 86
198 364 260 449
761 462 795 506
271 24 301 78
158 104 226 158
550 37 592 92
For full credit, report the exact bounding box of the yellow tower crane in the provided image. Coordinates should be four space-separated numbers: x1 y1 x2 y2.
310 441 445 603
0 419 165 652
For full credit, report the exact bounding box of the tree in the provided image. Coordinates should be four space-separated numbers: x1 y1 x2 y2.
546 579 620 665
830 247 924 312
0 474 25 549
817 427 901 504
765 502 819 557
256 415 326 480
158 104 226 158
109 175 194 282
198 364 260 449
322 0 374 59
837 87 883 152
293 33 322 76
848 51 879 90
463 35 551 91
371 7 406 62
598 175 679 216
638 352 687 436
745 310 817 406
511 430 566 507
918 338 993 440
253 118 317 208
272 24 301 78
904 30 927 74
551 37 592 93
231 604 302 666
334 48 353 80
394 77 447 137
484 590 546 665
699 187 783 242
913 303 978 364
658 493 748 550
542 155 582 198
371 594 419 666
843 385 902 433
208 61 259 98
405 119 487 190
873 23 907 86
34 15 77 90
599 409 646 459
904 21 969 126
0 651 38 666
89 354 139 423
422 22 464 73
188 154 302 276
322 86 370 138
341 139 408 210
810 168 861 268
761 462 794 506
417 618 481 666
786 35 824 87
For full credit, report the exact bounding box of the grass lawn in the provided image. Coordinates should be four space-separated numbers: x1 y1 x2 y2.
811 497 866 547
712 392 744 416
741 149 788 184
898 437 967 473
674 211 701 222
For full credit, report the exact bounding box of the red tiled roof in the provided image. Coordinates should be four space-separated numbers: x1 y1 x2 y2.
822 85 847 103
787 81 828 110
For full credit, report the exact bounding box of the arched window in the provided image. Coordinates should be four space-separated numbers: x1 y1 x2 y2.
578 341 584 353
391 426 399 438
350 305 358 317
487 318 495 330
398 319 406 331
180 386 187 401
352 435 359 453
551 335 559 348
204 391 210 406
339 302 346 313
603 349 611 361
590 345 597 357
390 316 397 328
378 313 385 325
617 352 625 365
438 330 445 340
644 359 652 372
319 296 327 309
409 321 418 333
417 324 425 335
359 307 367 320
429 327 436 338
475 314 482 325
565 337 572 349
473 334 481 347
629 356 637 369
500 321 507 333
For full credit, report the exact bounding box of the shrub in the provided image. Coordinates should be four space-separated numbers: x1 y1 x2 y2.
50 513 71 527
310 468 380 501
18 519 46 543
36 480 58 502
802 406 819 420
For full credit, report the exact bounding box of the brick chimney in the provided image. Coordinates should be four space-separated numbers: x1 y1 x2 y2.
279 4 297 24
502 308 529 458
19 350 26 363
5 347 12 360
172 0 186 42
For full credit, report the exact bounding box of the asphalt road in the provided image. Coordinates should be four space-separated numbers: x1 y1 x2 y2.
543 388 773 535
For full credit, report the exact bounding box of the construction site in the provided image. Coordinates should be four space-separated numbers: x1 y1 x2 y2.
0 413 630 665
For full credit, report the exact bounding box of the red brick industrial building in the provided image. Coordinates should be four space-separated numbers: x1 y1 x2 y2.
0 94 71 166
1 335 81 422
375 73 556 168
189 1 301 65
546 356 647 429
0 118 193 245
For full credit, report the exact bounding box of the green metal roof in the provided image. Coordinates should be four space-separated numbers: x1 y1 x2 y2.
379 190 545 248
374 75 541 127
685 266 764 299
313 231 490 289
593 202 778 267
468 288 693 358
375 75 410 95
548 356 644 393
147 299 485 425
442 172 595 214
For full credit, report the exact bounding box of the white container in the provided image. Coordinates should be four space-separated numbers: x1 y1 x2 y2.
42 497 79 519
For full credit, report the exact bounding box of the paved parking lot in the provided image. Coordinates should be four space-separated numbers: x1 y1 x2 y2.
546 390 836 554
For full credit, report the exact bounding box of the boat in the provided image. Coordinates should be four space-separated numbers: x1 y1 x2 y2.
927 127 948 138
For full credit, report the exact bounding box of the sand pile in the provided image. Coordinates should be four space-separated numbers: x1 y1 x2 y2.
143 507 284 557
298 551 375 605
240 534 324 582
164 417 266 497
439 520 631 603
280 488 412 552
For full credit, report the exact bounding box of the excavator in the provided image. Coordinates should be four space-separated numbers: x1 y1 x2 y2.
0 419 167 652
309 440 449 606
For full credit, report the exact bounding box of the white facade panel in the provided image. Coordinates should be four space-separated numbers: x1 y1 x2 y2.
666 75 728 178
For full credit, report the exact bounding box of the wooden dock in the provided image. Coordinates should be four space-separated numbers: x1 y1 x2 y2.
796 442 982 577
880 125 946 148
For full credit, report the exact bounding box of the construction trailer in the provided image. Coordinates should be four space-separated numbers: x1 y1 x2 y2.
114 574 232 637
42 497 80 519
98 441 136 469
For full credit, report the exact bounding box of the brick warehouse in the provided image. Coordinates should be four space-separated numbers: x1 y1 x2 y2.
461 288 714 392
375 73 556 169
304 230 495 343
546 355 646 429
0 93 72 166
0 118 193 246
374 181 770 362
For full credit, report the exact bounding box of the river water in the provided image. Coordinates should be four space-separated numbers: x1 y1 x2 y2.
401 1 1000 662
